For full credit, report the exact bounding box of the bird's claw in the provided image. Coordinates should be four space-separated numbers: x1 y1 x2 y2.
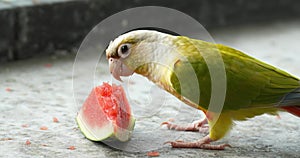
163 140 184 145
161 119 208 132
164 140 231 150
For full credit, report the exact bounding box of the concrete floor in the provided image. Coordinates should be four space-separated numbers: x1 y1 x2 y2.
1 20 300 157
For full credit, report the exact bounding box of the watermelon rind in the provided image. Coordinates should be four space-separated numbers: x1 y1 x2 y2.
76 110 114 141
76 110 136 142
114 115 136 142
76 112 136 142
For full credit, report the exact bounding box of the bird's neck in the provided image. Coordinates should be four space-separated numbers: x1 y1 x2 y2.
134 58 177 94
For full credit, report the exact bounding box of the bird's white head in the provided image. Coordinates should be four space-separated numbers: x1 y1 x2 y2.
106 29 177 81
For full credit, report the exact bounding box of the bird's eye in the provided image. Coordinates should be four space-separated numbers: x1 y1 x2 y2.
118 44 131 58
121 45 128 53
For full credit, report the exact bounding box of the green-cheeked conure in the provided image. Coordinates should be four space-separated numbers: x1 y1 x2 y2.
105 29 300 150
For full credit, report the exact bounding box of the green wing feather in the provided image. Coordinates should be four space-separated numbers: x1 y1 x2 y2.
170 36 300 112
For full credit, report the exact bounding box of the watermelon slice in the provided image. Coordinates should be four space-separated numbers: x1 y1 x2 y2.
76 83 135 142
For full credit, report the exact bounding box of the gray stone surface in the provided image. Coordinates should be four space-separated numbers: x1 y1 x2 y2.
211 0 300 26
1 0 300 61
0 2 14 62
1 20 300 157
14 0 95 59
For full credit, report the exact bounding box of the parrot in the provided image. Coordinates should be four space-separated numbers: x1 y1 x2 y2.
105 28 300 150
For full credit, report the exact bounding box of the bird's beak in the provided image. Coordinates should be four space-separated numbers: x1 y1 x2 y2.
108 58 134 82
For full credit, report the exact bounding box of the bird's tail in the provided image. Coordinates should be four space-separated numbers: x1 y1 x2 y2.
279 87 300 117
280 106 300 117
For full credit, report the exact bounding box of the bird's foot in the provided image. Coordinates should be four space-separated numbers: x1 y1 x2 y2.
161 118 208 133
164 135 231 150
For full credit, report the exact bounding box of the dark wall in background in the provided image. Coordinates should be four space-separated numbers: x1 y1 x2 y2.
0 0 299 62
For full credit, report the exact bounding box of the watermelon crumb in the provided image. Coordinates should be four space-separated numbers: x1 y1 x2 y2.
5 88 12 92
25 140 31 145
21 124 29 128
147 151 160 157
53 117 59 123
67 146 76 150
44 63 52 68
40 126 48 130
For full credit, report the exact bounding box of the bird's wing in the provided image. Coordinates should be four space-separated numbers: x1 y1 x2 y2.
217 44 300 110
169 36 300 112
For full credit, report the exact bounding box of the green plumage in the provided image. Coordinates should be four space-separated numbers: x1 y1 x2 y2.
171 36 300 113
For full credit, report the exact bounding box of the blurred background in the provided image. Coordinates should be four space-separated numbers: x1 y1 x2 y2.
0 0 300 61
1 0 300 157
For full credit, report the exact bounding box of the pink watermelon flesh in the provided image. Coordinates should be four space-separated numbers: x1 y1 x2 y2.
76 83 135 142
